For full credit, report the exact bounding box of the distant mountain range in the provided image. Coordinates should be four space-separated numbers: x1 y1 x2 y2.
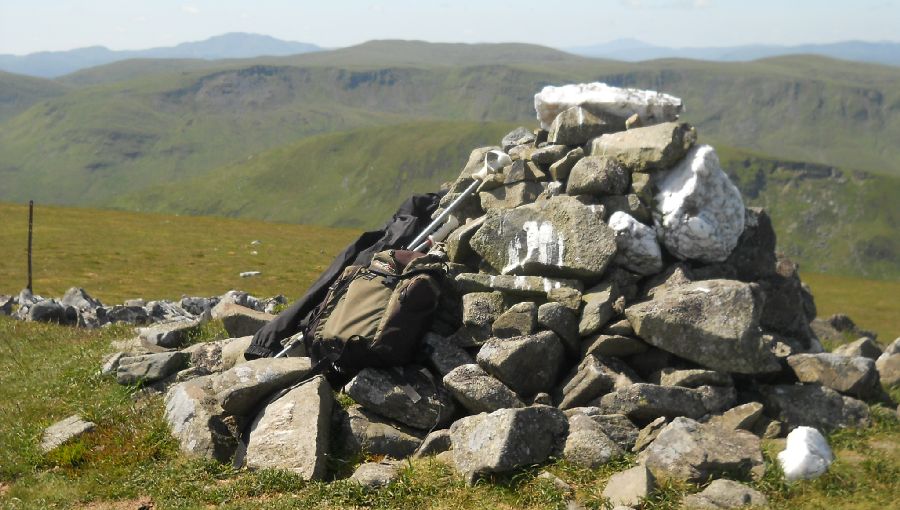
566 38 900 67
0 33 321 78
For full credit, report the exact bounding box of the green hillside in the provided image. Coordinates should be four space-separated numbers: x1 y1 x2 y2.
117 120 516 227
0 71 70 122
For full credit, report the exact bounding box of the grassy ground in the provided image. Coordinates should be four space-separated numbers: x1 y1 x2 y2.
801 272 900 342
0 316 897 509
0 202 358 305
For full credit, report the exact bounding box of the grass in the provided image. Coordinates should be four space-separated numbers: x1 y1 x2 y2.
1 316 897 510
0 202 359 305
802 272 900 341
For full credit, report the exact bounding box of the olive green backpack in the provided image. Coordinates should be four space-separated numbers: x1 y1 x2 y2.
303 249 445 376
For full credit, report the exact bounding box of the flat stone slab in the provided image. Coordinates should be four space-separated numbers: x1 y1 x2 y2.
116 351 190 385
350 461 400 489
787 353 880 399
212 357 313 415
41 415 96 453
455 273 583 298
345 366 455 430
680 479 769 509
443 363 525 413
245 375 333 480
534 82 683 130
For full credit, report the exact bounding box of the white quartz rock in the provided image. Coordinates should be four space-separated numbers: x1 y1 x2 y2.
777 426 834 482
534 82 683 130
608 212 663 275
653 144 745 263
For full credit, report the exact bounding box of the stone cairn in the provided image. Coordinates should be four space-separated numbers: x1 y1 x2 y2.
13 82 899 505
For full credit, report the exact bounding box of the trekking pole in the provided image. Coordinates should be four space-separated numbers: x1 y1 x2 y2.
274 332 304 358
27 200 34 292
408 150 511 252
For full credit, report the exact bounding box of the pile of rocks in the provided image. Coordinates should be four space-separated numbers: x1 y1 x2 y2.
30 82 898 507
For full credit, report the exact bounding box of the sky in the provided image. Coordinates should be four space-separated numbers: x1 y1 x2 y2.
1 0 899 55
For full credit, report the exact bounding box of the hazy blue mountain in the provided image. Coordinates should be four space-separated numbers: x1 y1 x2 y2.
566 39 900 67
0 33 321 78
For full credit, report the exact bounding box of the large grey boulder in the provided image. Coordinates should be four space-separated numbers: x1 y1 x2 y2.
640 417 765 483
476 331 565 397
534 82 682 131
547 105 624 146
599 383 706 422
563 414 624 468
470 195 617 281
566 156 630 197
608 211 663 275
443 364 525 413
625 279 781 374
653 144 745 263
787 353 881 399
680 479 769 509
450 406 568 484
244 376 333 479
164 376 243 462
40 415 96 453
116 351 190 385
336 406 424 459
587 121 696 173
345 367 455 430
759 384 870 432
602 465 656 508
211 357 313 415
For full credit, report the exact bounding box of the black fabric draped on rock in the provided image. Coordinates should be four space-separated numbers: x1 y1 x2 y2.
243 190 447 360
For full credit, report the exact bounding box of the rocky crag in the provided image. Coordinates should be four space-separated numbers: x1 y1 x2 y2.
10 82 899 508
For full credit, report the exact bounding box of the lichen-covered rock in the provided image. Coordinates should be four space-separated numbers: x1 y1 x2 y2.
556 355 640 409
450 406 568 484
787 353 881 399
165 376 243 462
625 279 781 374
653 144 745 263
759 384 870 432
876 350 900 387
640 417 765 483
833 337 883 360
211 303 274 338
657 368 732 388
566 156 630 196
117 351 190 385
587 122 696 173
599 383 707 422
563 414 624 468
578 280 622 337
501 126 536 151
537 302 580 353
245 376 333 479
414 429 452 458
479 181 544 211
443 364 525 413
603 465 656 508
477 331 564 397
707 402 765 432
491 301 537 338
534 82 683 130
462 292 505 328
470 195 617 280
600 193 652 224
421 332 475 376
40 415 96 453
680 479 769 509
608 211 663 275
336 406 424 459
547 106 625 146
548 147 584 181
60 287 103 311
139 319 203 349
345 366 455 430
531 144 570 166
212 357 313 415
455 273 583 299
724 208 778 281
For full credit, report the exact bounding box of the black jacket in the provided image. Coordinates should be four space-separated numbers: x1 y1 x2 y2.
244 191 446 360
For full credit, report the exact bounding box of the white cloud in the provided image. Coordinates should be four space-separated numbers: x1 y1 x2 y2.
181 5 200 15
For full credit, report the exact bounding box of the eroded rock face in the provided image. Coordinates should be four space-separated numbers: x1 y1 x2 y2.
640 417 765 483
245 376 333 480
470 195 617 281
625 279 781 374
653 145 745 263
450 406 568 484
